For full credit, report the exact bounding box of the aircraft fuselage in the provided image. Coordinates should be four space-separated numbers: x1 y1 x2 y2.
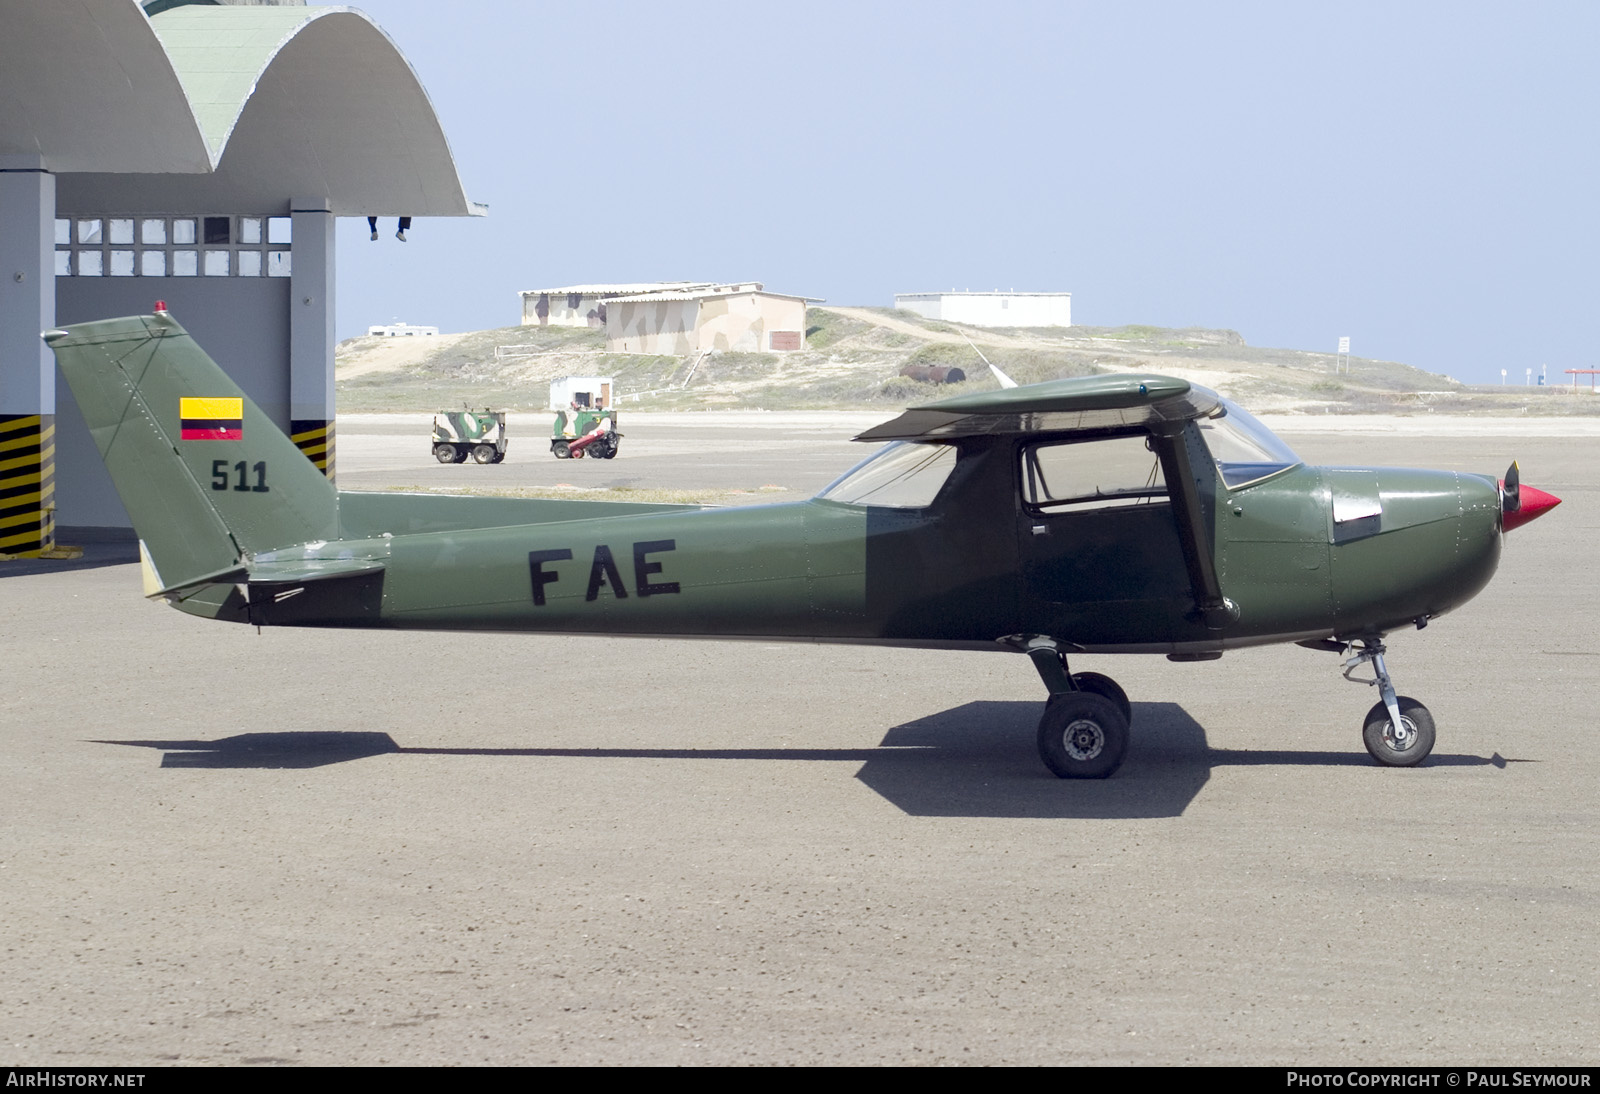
177 437 1505 659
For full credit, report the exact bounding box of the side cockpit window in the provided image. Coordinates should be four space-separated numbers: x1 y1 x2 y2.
1021 434 1167 512
816 442 958 509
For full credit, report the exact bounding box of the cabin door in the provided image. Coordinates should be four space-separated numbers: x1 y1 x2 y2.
1016 434 1193 645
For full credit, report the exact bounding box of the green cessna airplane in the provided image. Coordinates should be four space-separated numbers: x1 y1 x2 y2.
45 307 1560 779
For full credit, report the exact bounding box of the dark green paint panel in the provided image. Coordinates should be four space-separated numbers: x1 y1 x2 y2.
1021 502 1198 645
1331 509 1501 634
377 501 869 638
1219 466 1333 633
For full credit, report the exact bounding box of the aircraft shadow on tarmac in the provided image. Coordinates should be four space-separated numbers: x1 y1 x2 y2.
96 701 1522 820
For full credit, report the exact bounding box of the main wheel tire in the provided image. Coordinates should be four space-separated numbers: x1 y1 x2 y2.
1037 692 1129 779
1071 671 1131 724
553 441 571 459
599 441 618 459
1362 696 1435 767
433 443 459 464
473 444 496 464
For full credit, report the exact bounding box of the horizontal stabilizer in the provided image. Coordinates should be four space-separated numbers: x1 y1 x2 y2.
247 558 387 586
143 556 385 600
147 561 248 599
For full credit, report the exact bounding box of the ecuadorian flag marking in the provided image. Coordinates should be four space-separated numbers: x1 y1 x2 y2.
180 397 242 441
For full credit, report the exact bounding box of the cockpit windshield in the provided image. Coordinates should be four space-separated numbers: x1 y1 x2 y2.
815 441 958 508
1197 400 1301 488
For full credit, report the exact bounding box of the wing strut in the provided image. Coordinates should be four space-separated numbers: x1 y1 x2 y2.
1152 422 1237 630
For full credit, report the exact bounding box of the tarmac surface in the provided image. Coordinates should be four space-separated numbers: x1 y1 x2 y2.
2 414 1595 1065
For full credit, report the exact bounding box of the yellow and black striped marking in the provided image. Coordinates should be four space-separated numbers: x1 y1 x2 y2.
0 414 55 557
291 419 335 481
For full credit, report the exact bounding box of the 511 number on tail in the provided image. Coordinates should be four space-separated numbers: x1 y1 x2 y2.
211 459 269 493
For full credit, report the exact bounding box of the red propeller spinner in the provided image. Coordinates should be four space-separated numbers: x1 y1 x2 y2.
1500 461 1561 533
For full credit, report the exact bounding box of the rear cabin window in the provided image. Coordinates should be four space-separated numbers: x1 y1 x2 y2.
1021 434 1167 512
816 442 957 509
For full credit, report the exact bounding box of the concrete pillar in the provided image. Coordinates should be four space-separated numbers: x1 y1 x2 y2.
289 198 336 480
0 155 58 556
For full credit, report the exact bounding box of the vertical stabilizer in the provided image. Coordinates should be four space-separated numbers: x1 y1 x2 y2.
44 310 339 591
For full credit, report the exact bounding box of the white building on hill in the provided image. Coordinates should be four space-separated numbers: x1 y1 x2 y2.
894 290 1072 328
367 322 437 337
520 282 760 329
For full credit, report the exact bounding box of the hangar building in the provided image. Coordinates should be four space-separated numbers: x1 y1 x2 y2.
604 284 811 354
519 282 737 329
0 0 482 552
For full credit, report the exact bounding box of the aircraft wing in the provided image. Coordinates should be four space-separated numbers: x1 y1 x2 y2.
857 373 1222 442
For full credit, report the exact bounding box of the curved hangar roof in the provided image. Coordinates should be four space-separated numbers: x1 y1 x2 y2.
0 0 482 217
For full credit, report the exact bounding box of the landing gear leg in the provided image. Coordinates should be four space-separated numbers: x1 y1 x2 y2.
1343 639 1436 767
1022 637 1132 779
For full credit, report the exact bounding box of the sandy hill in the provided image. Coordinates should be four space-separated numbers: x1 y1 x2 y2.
336 307 1595 417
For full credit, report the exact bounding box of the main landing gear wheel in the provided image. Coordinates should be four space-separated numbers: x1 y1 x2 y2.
1071 671 1131 724
472 444 497 464
434 443 462 464
1362 697 1435 767
1037 692 1129 779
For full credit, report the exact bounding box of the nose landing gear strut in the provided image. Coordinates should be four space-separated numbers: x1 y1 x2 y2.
1343 639 1436 767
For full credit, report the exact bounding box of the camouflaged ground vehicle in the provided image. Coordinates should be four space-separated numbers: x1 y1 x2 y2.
432 408 507 464
550 376 620 459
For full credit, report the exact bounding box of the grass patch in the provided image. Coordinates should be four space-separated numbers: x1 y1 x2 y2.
420 325 606 375
906 342 982 366
804 309 872 350
1099 325 1168 341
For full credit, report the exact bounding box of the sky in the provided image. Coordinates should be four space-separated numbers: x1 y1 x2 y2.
334 1 1600 386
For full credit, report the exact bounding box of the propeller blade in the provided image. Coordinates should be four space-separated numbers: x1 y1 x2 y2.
1502 460 1521 513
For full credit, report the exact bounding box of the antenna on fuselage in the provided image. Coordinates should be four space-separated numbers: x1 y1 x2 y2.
962 332 1017 388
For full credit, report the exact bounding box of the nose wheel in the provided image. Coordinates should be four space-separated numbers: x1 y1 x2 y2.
1362 697 1436 766
1343 639 1436 767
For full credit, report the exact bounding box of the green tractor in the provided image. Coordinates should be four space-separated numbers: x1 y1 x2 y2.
550 376 620 460
432 408 508 464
